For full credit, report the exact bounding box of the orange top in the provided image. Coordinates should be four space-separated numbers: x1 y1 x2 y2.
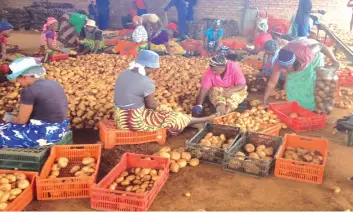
134 0 146 9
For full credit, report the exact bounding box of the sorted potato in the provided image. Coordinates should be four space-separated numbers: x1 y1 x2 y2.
200 133 233 149
314 67 338 114
282 146 324 165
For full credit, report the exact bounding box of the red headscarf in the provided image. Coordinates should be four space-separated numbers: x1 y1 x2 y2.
166 23 177 31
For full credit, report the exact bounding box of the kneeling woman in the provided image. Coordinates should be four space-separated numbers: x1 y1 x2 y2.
78 20 105 54
193 55 248 116
0 57 69 148
114 50 215 135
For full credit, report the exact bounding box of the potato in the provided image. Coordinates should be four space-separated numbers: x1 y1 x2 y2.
82 157 95 165
8 195 16 201
70 165 81 174
120 171 129 178
159 146 171 153
256 150 267 159
235 151 246 160
256 145 266 152
188 158 200 167
126 175 136 181
0 192 10 203
51 164 61 171
245 144 255 153
158 170 164 176
181 152 192 161
109 183 117 190
140 183 149 189
0 203 7 210
142 175 151 182
88 163 97 168
131 185 140 192
170 152 181 161
51 170 60 177
0 184 10 192
10 188 22 196
74 171 85 177
14 173 26 181
159 152 171 159
177 159 187 168
170 162 180 173
133 180 142 185
150 170 158 176
303 154 313 162
0 179 9 185
57 157 69 168
135 188 146 193
249 152 260 159
264 147 274 156
121 180 130 186
140 169 151 175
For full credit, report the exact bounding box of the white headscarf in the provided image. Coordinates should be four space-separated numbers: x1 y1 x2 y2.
129 61 146 76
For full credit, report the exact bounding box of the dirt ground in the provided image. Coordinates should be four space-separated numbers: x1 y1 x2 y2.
7 31 353 211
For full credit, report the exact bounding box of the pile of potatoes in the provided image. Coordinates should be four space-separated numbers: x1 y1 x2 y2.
335 87 353 109
236 143 274 160
270 89 286 100
0 173 30 210
216 106 285 132
283 147 323 165
48 156 96 178
108 166 163 193
0 82 21 120
199 133 233 149
314 67 339 114
153 147 200 173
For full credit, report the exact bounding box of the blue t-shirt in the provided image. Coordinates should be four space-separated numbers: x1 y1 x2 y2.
205 28 224 42
295 0 312 25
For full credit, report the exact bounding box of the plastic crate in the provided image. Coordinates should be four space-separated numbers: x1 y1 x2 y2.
181 40 203 51
0 63 9 74
91 153 169 211
274 134 328 184
0 170 38 211
268 101 326 132
99 120 167 149
0 146 51 172
223 132 283 177
213 112 282 136
56 131 73 145
222 40 235 49
105 38 120 46
338 70 353 87
117 29 134 36
244 59 263 70
185 123 241 165
233 42 247 50
49 54 69 61
319 39 334 47
36 144 102 200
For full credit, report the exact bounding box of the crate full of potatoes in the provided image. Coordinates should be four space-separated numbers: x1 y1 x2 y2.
186 123 242 165
223 132 283 177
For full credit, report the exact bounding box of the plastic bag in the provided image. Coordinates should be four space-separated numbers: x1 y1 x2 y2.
314 66 339 114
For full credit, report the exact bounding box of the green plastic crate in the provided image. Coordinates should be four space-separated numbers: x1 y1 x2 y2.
0 131 73 172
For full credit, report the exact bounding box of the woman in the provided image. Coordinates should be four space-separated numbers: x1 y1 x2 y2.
264 39 340 110
0 57 69 148
164 0 188 39
193 54 248 116
40 17 67 62
78 19 105 54
0 19 14 82
149 23 184 55
113 16 148 54
203 20 229 54
253 22 272 52
114 50 215 135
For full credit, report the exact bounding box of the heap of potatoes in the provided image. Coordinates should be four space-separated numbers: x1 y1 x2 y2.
0 82 21 119
335 86 353 109
270 89 286 100
283 147 323 165
199 133 233 149
0 173 30 210
48 156 96 178
216 106 285 132
153 147 200 173
108 165 163 193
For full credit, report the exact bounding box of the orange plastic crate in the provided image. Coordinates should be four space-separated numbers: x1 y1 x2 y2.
117 29 134 36
49 54 69 61
268 101 326 132
91 153 170 211
275 134 328 184
181 40 203 51
244 59 263 70
99 120 167 149
338 70 353 87
36 144 101 200
213 112 282 136
105 38 120 46
1 170 37 211
222 40 235 49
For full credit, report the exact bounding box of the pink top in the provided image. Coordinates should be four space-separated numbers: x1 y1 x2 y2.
201 62 246 89
254 32 272 50
283 39 317 71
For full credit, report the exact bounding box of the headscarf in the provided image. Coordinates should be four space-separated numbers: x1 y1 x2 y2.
0 19 14 31
133 16 143 27
42 17 58 31
278 49 296 67
210 54 228 67
264 40 279 53
166 23 177 31
257 21 268 32
214 19 221 27
129 50 160 75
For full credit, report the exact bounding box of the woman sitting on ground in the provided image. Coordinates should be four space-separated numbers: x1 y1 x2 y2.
0 57 69 148
253 22 272 52
149 23 184 55
40 17 68 62
114 50 215 135
78 19 105 54
0 19 14 82
203 20 230 55
193 54 248 116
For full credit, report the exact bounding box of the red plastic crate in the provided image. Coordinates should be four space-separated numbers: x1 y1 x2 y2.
319 39 334 47
181 40 203 51
338 70 353 87
105 38 120 46
268 101 326 132
91 153 170 211
36 144 102 200
49 54 69 61
222 40 235 49
233 42 247 50
275 134 328 184
1 170 37 211
99 120 167 149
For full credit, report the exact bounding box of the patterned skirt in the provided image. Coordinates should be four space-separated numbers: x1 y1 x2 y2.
82 39 105 52
115 106 191 135
0 120 69 148
209 86 248 110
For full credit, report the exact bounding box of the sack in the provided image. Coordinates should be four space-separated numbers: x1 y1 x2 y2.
314 66 339 114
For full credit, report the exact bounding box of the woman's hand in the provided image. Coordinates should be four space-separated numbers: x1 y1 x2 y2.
332 59 340 68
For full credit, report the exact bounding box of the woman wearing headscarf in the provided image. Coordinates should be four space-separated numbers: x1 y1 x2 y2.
149 23 184 55
253 22 272 52
0 19 14 81
39 17 68 62
113 16 148 54
0 57 69 148
264 39 339 110
193 54 248 116
78 19 105 54
203 20 229 55
114 50 215 135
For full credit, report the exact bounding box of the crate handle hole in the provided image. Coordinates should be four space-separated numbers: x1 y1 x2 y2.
299 137 314 142
69 146 85 150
